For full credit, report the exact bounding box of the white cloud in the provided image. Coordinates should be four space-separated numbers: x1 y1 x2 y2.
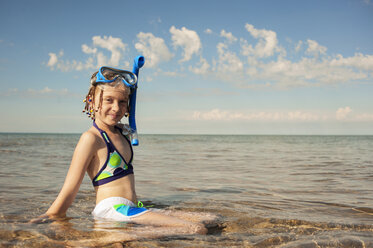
46 54 95 72
191 109 321 122
295 41 303 53
204 28 213 34
288 58 363 85
162 71 183 77
145 75 153 82
240 51 370 88
0 88 18 97
288 111 320 121
306 39 327 57
355 113 373 121
135 32 173 67
235 24 373 88
47 36 127 71
170 26 201 62
40 87 52 93
190 108 373 123
82 44 97 54
330 53 373 71
44 23 373 89
151 68 186 78
149 17 162 25
91 36 126 66
189 56 210 74
47 52 58 67
242 23 283 58
336 106 352 120
214 42 244 75
1 87 72 97
27 87 68 96
220 30 237 43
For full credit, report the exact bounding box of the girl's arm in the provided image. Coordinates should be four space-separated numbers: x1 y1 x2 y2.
45 131 97 218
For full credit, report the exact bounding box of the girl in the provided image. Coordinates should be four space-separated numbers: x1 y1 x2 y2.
34 66 207 235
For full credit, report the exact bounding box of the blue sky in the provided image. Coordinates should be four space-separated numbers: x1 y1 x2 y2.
1 0 372 134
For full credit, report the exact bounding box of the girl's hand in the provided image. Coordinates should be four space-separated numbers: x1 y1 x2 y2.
29 214 54 224
29 213 66 224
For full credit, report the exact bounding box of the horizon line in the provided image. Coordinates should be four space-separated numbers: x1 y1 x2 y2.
1 132 373 136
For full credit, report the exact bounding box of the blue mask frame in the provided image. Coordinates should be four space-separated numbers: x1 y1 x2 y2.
96 66 137 88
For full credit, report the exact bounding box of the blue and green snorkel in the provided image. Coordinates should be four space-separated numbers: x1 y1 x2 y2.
129 55 145 146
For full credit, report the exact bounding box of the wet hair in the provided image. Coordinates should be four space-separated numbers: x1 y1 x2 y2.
82 70 131 120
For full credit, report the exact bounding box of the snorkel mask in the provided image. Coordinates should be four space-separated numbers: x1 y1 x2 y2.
95 66 137 88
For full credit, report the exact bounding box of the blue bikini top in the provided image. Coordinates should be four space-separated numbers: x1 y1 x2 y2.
92 121 134 186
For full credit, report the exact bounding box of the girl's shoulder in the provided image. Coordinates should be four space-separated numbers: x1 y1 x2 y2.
79 127 103 148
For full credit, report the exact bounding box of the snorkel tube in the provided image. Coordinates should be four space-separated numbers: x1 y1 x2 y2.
129 55 145 146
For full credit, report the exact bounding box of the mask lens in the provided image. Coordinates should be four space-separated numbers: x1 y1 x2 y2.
121 73 136 86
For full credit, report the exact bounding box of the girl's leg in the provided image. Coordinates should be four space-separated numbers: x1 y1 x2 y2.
154 209 219 224
131 211 208 234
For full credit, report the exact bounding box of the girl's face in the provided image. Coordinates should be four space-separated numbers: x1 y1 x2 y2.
94 86 130 127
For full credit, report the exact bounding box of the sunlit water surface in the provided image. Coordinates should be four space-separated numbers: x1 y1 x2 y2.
0 133 372 247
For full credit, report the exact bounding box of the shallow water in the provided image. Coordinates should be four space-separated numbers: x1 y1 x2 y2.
0 133 372 247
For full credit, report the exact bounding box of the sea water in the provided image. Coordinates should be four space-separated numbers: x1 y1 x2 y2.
0 133 372 247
